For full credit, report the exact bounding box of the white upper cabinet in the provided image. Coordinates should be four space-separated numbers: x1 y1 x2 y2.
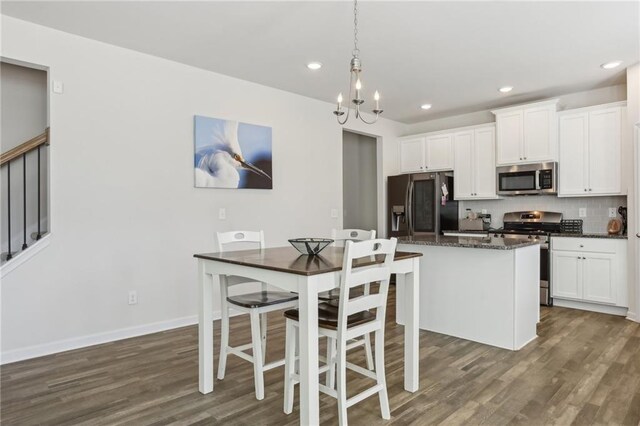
495 110 523 164
492 99 559 166
398 133 453 173
399 137 425 173
473 126 497 198
588 108 622 194
453 131 474 198
453 125 497 200
558 103 625 197
424 134 454 171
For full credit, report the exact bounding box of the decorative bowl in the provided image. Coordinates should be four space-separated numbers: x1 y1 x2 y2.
288 238 333 255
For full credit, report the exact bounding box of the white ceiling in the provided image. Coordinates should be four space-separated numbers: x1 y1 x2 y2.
2 1 638 123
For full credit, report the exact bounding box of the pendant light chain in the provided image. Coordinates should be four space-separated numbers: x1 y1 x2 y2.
352 0 360 57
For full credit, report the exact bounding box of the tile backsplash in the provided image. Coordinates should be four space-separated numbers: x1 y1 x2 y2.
460 195 627 233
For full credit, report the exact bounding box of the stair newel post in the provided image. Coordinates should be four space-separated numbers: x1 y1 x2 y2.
6 161 12 260
36 145 41 240
22 153 28 250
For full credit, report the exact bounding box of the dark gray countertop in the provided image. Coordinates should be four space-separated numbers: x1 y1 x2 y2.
398 235 540 250
550 233 628 240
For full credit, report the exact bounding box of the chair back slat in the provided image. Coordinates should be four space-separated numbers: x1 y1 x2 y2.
336 238 397 336
216 230 265 286
345 294 385 316
331 229 376 247
216 230 265 252
346 266 391 289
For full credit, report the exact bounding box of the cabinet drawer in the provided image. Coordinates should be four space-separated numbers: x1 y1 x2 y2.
551 237 617 254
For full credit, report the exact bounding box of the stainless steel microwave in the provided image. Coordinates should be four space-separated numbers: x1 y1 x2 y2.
496 162 557 195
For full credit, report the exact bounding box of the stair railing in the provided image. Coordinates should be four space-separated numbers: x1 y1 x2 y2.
1 128 49 260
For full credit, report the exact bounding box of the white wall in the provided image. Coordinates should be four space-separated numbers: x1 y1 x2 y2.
626 63 639 322
342 131 377 232
1 62 49 255
0 16 405 362
1 62 47 151
404 84 628 135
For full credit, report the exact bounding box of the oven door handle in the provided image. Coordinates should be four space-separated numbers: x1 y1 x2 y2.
535 170 541 190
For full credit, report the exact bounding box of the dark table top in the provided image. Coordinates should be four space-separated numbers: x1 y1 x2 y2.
194 246 422 276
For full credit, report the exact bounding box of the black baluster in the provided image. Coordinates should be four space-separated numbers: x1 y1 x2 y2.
6 161 12 260
22 153 28 250
37 146 41 240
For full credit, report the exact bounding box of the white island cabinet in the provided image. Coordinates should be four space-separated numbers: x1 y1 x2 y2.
396 235 540 351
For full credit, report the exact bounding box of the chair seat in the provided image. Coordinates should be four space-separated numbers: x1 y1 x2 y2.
318 290 340 301
283 302 376 330
227 291 298 309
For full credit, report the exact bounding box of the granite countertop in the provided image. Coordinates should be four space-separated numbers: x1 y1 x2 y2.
398 235 540 250
550 233 628 240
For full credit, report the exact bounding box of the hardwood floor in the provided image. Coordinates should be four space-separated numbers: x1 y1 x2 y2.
2 287 640 425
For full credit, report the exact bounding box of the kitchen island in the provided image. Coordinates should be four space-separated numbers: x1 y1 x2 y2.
397 235 540 350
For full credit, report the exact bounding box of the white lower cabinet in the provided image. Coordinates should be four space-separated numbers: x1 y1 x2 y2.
551 237 626 309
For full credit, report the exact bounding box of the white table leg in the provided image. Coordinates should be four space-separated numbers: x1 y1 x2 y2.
297 275 320 425
403 258 420 392
198 260 215 394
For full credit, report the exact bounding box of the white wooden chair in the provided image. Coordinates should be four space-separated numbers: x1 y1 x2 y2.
283 238 397 426
216 230 298 400
320 228 377 370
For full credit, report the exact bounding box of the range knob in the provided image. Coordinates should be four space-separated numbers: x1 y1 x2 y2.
534 235 540 240
528 235 532 239
500 233 505 238
493 233 499 237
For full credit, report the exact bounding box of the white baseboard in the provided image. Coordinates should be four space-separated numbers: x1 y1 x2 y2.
0 309 240 365
626 310 638 322
553 298 629 316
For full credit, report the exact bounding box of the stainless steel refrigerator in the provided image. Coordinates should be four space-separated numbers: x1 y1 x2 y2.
387 172 459 237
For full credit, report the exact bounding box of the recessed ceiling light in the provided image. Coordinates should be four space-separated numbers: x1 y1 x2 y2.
498 86 513 93
601 61 622 70
420 104 432 110
306 62 322 70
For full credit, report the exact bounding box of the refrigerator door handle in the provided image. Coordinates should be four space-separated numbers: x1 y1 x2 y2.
406 180 414 236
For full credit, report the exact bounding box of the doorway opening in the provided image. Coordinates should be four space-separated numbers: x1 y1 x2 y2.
342 130 378 233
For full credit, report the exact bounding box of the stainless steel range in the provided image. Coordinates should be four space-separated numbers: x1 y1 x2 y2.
492 211 563 306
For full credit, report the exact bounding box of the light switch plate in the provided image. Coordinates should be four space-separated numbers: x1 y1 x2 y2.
579 208 587 218
608 208 617 218
52 80 64 94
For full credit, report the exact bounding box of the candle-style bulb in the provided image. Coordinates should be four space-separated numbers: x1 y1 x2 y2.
337 93 343 103
374 91 380 101
355 79 362 90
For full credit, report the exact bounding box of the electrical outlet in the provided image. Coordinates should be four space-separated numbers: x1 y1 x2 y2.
609 208 617 218
331 209 338 218
219 208 226 220
481 209 487 215
579 208 587 218
128 290 138 305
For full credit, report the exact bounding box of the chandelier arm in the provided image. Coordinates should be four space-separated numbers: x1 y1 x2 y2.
357 111 380 125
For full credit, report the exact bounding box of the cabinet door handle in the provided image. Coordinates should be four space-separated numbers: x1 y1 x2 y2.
584 189 587 192
637 233 640 238
583 257 586 260
589 188 592 191
579 244 584 247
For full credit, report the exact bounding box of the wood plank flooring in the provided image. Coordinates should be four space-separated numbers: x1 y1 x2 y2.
2 287 640 425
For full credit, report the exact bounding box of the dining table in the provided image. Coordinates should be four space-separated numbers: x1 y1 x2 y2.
194 246 422 425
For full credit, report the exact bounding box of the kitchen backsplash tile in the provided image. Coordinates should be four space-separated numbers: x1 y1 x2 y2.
460 196 627 233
